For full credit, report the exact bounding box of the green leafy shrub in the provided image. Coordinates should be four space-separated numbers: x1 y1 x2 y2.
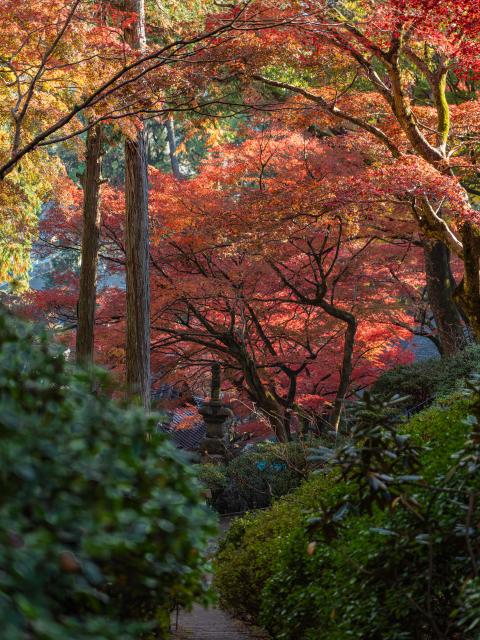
197 463 228 499
371 343 480 409
215 391 480 639
214 473 337 621
0 308 216 640
224 442 310 511
198 441 313 514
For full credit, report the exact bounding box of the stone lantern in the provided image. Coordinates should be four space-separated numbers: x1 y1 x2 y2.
199 363 231 461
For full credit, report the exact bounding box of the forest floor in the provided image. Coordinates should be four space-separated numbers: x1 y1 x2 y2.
170 516 269 640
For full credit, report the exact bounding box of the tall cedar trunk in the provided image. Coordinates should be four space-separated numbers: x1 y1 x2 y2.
76 125 104 364
164 116 183 180
423 239 467 356
125 133 151 406
124 0 151 408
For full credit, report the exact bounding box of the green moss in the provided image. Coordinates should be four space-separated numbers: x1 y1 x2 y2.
437 71 450 145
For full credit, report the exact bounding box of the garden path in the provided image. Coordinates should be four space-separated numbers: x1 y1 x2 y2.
170 604 268 639
170 516 269 640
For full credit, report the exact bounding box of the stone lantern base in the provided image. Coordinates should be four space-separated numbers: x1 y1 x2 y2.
199 401 231 463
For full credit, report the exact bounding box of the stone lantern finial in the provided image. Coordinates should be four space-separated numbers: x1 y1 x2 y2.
211 362 221 403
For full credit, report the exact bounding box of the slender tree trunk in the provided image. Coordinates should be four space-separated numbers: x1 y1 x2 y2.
76 125 104 364
125 133 151 406
331 315 357 431
423 239 467 356
164 115 183 180
282 408 292 441
124 0 151 408
271 411 289 443
243 358 290 442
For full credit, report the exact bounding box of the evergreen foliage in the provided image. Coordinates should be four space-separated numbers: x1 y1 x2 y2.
215 390 480 639
372 344 480 408
198 441 313 513
0 307 216 639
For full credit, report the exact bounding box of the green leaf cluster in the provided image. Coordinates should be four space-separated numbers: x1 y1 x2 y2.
0 307 216 639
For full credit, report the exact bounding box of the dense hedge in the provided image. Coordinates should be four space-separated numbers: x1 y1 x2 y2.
214 472 339 622
0 307 216 639
215 392 480 639
371 343 480 408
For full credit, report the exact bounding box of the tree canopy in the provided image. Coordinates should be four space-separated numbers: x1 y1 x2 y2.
3 0 480 435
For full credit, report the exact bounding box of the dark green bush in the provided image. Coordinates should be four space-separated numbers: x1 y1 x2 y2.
215 392 480 639
371 343 480 409
197 463 229 497
0 308 216 640
224 442 310 511
198 441 312 513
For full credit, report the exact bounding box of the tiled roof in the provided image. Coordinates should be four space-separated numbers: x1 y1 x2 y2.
158 407 206 450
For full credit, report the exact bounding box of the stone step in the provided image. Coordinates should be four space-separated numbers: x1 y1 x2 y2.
170 604 268 639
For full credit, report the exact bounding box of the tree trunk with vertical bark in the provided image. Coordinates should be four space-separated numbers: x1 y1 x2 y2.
243 357 290 442
76 125 104 365
125 132 151 407
423 239 467 356
455 222 480 341
124 0 151 409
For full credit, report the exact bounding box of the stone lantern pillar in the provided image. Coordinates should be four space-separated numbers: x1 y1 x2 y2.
199 363 231 461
